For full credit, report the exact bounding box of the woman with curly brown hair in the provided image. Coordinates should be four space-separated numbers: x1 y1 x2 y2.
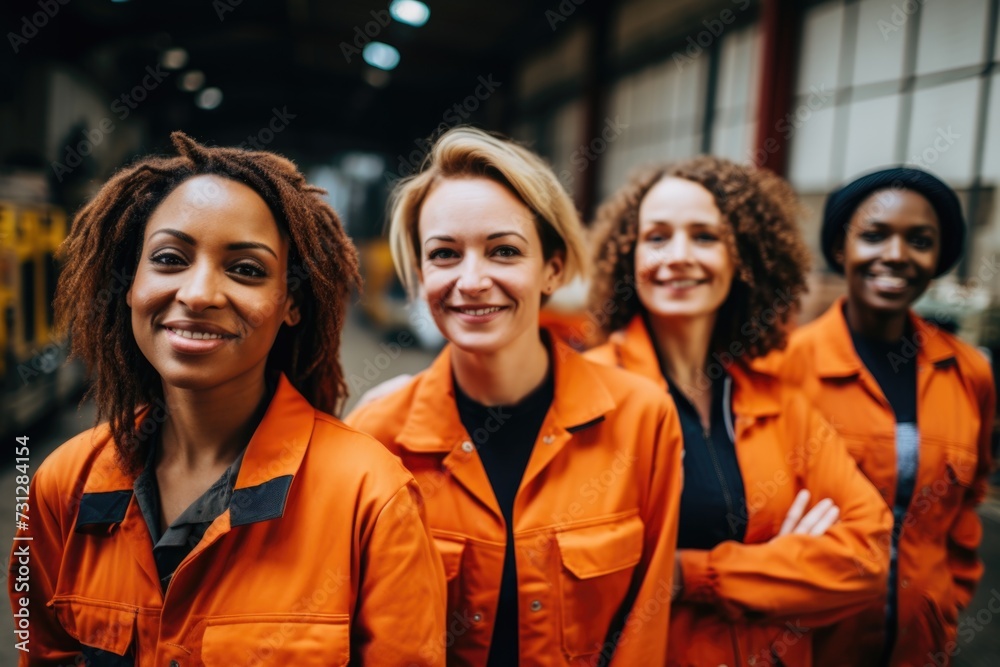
586 156 892 666
8 132 445 666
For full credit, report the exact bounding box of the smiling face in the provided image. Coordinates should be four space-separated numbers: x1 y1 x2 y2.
837 188 940 316
126 174 300 392
417 177 564 355
634 176 736 322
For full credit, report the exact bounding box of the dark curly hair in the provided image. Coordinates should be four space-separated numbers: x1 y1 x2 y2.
588 156 810 359
55 131 361 471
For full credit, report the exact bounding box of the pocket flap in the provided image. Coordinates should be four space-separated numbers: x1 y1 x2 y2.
945 448 977 487
431 533 467 581
556 514 644 579
202 614 350 666
49 595 137 657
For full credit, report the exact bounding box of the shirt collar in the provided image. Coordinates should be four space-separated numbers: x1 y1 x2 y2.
396 330 617 452
610 314 781 419
77 373 312 531
813 296 957 377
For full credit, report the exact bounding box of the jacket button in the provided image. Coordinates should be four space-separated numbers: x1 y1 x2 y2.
461 441 474 453
472 612 482 623
543 435 554 444
530 600 542 611
901 578 909 588
170 661 180 667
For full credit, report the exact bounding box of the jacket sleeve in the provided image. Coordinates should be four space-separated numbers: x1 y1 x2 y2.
8 459 82 666
677 399 892 626
946 364 996 613
351 480 447 666
609 400 683 665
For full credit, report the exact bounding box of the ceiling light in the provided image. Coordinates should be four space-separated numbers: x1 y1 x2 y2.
160 48 188 70
362 42 400 71
390 0 430 27
195 87 223 110
179 70 205 92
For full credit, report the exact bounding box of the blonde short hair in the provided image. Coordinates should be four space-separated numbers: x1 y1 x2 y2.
387 126 588 298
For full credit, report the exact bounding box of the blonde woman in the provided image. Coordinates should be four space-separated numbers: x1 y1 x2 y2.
346 127 685 666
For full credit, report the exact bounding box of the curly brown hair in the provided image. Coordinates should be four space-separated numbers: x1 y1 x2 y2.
589 156 810 359
55 131 361 470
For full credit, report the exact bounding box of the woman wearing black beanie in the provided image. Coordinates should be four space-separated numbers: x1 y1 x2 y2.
783 166 995 667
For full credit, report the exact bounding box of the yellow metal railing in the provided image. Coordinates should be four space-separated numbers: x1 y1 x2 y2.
0 201 66 376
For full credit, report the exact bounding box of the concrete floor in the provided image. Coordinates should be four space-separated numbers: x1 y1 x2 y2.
0 318 997 665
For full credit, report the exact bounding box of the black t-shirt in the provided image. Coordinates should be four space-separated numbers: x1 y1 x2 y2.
849 328 918 424
454 367 554 667
847 317 920 662
668 375 748 549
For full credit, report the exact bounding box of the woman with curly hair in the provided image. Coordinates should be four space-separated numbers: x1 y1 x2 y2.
8 132 446 666
346 126 685 666
783 167 995 667
586 156 892 666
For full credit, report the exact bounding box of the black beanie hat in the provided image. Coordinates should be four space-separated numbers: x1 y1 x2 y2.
821 167 965 277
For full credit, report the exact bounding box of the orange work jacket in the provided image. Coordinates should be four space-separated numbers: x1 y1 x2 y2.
345 333 684 666
586 315 892 667
782 298 996 667
8 374 446 666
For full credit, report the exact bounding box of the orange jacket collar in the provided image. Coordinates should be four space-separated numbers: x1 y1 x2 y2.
396 333 617 453
77 373 313 529
813 296 958 378
609 315 666 388
608 315 781 418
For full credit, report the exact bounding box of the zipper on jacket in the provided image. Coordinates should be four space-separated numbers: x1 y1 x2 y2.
704 424 736 525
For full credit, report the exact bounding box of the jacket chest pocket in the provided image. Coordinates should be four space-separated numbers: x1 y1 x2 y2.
200 614 351 666
555 514 645 660
921 443 977 512
50 595 138 666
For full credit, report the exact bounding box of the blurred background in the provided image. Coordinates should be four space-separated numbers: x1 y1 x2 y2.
0 0 999 664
